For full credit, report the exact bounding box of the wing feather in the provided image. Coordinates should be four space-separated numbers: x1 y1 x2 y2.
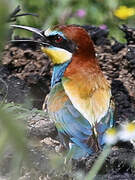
62 76 111 126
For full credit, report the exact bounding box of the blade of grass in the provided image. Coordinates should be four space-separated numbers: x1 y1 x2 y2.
0 132 8 155
85 145 111 180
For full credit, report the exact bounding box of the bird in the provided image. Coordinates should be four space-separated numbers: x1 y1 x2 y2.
11 24 115 160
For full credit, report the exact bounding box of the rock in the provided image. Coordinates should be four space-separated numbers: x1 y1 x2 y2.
27 111 57 139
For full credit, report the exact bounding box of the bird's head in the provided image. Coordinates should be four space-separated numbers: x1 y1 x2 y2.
11 24 95 65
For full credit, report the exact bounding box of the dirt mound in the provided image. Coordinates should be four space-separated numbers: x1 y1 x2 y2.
1 25 135 120
1 24 135 179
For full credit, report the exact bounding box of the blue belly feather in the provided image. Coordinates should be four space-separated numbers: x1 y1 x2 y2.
48 62 114 159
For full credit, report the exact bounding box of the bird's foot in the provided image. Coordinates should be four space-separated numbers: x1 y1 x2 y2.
55 144 67 153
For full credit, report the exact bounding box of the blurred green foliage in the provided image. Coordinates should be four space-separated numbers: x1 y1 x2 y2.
0 0 9 57
10 0 135 42
0 102 28 179
0 2 28 178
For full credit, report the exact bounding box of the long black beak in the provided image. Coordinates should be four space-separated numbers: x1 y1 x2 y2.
11 24 44 37
10 24 49 46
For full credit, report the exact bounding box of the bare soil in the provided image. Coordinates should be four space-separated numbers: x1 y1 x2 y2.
0 25 135 179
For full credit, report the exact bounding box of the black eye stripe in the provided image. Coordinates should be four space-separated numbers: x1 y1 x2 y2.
43 34 77 53
47 34 62 41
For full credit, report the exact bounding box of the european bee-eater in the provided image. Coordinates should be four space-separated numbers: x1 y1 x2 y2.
11 24 114 159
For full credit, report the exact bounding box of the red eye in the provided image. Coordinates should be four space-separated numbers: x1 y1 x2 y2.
55 35 63 43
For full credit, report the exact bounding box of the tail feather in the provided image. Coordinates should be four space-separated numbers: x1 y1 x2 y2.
68 143 93 160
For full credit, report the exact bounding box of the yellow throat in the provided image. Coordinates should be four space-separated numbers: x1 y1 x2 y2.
41 46 72 64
